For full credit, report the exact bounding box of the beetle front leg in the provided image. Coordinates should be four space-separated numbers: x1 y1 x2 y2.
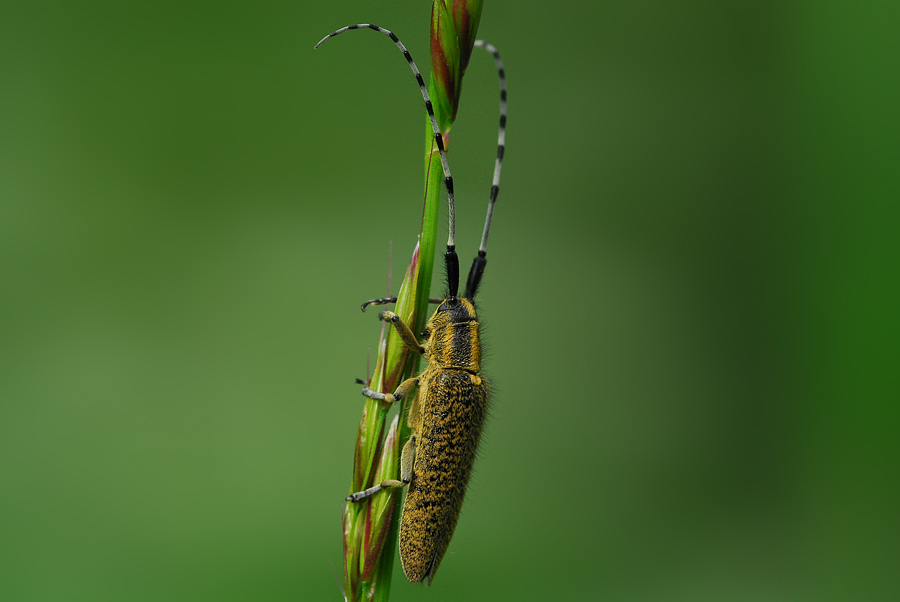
378 310 425 355
346 434 417 502
361 296 443 312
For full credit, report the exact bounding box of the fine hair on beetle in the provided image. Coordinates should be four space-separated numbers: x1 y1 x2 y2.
317 23 506 585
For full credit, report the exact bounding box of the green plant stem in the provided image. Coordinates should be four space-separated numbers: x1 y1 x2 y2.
368 95 445 602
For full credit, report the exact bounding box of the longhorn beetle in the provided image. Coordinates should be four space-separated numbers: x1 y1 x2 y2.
316 24 507 585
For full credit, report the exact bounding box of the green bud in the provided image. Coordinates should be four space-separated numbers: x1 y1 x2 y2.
342 501 361 601
343 243 421 600
431 0 485 130
360 414 400 581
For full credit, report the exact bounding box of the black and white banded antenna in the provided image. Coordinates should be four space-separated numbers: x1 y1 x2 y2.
315 24 462 299
464 40 507 300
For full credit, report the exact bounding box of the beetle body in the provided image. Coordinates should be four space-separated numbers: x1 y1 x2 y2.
354 289 494 584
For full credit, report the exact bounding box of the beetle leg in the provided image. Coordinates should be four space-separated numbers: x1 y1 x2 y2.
398 433 415 483
346 435 417 502
406 384 424 434
378 311 426 354
361 296 443 312
362 376 419 403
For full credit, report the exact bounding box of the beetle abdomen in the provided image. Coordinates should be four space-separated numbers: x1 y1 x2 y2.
399 369 489 584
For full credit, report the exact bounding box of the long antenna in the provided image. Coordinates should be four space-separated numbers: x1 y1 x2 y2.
315 24 457 254
465 40 507 299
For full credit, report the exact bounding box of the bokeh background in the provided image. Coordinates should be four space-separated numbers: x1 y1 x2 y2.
1 1 897 600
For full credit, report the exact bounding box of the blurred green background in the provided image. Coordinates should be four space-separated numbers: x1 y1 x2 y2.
1 1 897 600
